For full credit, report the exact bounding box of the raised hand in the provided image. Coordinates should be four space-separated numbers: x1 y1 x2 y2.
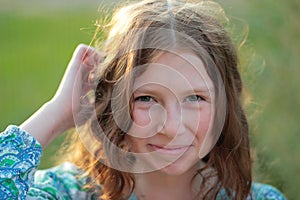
21 44 102 148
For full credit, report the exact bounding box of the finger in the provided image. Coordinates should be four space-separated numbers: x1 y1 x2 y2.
81 70 96 88
72 44 103 90
71 44 99 67
82 56 97 70
82 49 103 69
73 44 93 60
65 44 92 78
88 71 95 84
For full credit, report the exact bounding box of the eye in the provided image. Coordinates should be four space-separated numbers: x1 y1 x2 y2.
134 95 154 102
185 94 205 102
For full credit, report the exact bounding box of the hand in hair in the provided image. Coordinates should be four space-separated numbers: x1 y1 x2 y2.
20 44 102 148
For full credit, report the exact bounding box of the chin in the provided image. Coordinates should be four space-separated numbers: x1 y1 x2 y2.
148 150 199 176
158 159 197 176
160 166 188 176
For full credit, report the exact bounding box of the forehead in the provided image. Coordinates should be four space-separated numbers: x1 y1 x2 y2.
133 51 214 92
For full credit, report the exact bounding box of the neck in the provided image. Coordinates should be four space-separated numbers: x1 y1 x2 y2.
133 163 203 200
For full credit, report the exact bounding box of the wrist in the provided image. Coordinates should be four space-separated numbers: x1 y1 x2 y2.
20 101 73 148
46 100 75 132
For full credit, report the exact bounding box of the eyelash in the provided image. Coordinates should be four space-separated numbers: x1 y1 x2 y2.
185 95 205 102
134 95 205 103
134 95 154 102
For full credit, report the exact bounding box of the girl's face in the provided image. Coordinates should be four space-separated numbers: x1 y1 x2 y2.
126 51 215 175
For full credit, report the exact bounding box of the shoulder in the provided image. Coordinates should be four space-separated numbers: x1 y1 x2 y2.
217 182 286 200
250 182 287 200
0 125 42 199
28 162 94 199
0 126 100 199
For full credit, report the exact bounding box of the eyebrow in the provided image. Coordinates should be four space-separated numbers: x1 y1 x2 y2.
133 85 215 94
181 88 215 98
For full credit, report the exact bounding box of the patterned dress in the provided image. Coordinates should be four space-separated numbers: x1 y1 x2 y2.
0 126 287 200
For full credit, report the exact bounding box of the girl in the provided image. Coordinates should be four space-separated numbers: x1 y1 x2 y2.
0 0 286 199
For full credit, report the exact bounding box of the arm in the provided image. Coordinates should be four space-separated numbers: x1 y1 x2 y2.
0 44 101 199
20 44 101 148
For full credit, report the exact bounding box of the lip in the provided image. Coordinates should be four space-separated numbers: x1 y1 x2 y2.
148 144 191 155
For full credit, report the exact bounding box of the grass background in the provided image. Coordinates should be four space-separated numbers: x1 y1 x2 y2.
0 0 299 199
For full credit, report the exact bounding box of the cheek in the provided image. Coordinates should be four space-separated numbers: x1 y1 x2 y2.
132 104 165 129
132 109 151 127
125 135 140 153
190 107 212 142
125 133 149 154
183 106 212 135
195 107 219 158
129 107 158 138
198 108 212 134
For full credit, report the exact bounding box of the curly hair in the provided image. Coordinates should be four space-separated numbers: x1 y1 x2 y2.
66 0 252 199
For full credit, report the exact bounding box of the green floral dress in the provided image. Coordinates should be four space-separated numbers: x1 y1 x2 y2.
0 126 287 200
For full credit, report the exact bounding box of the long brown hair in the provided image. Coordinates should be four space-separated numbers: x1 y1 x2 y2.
66 0 252 199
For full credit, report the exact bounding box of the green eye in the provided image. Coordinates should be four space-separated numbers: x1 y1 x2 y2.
135 96 153 102
186 95 204 102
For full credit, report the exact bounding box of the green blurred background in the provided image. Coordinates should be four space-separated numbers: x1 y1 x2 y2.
0 0 299 199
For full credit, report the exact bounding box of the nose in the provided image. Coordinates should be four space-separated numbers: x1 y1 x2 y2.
159 103 185 138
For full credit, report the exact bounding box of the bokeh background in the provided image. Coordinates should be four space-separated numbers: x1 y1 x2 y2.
0 0 299 199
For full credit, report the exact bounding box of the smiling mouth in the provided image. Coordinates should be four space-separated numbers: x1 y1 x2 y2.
148 144 190 155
